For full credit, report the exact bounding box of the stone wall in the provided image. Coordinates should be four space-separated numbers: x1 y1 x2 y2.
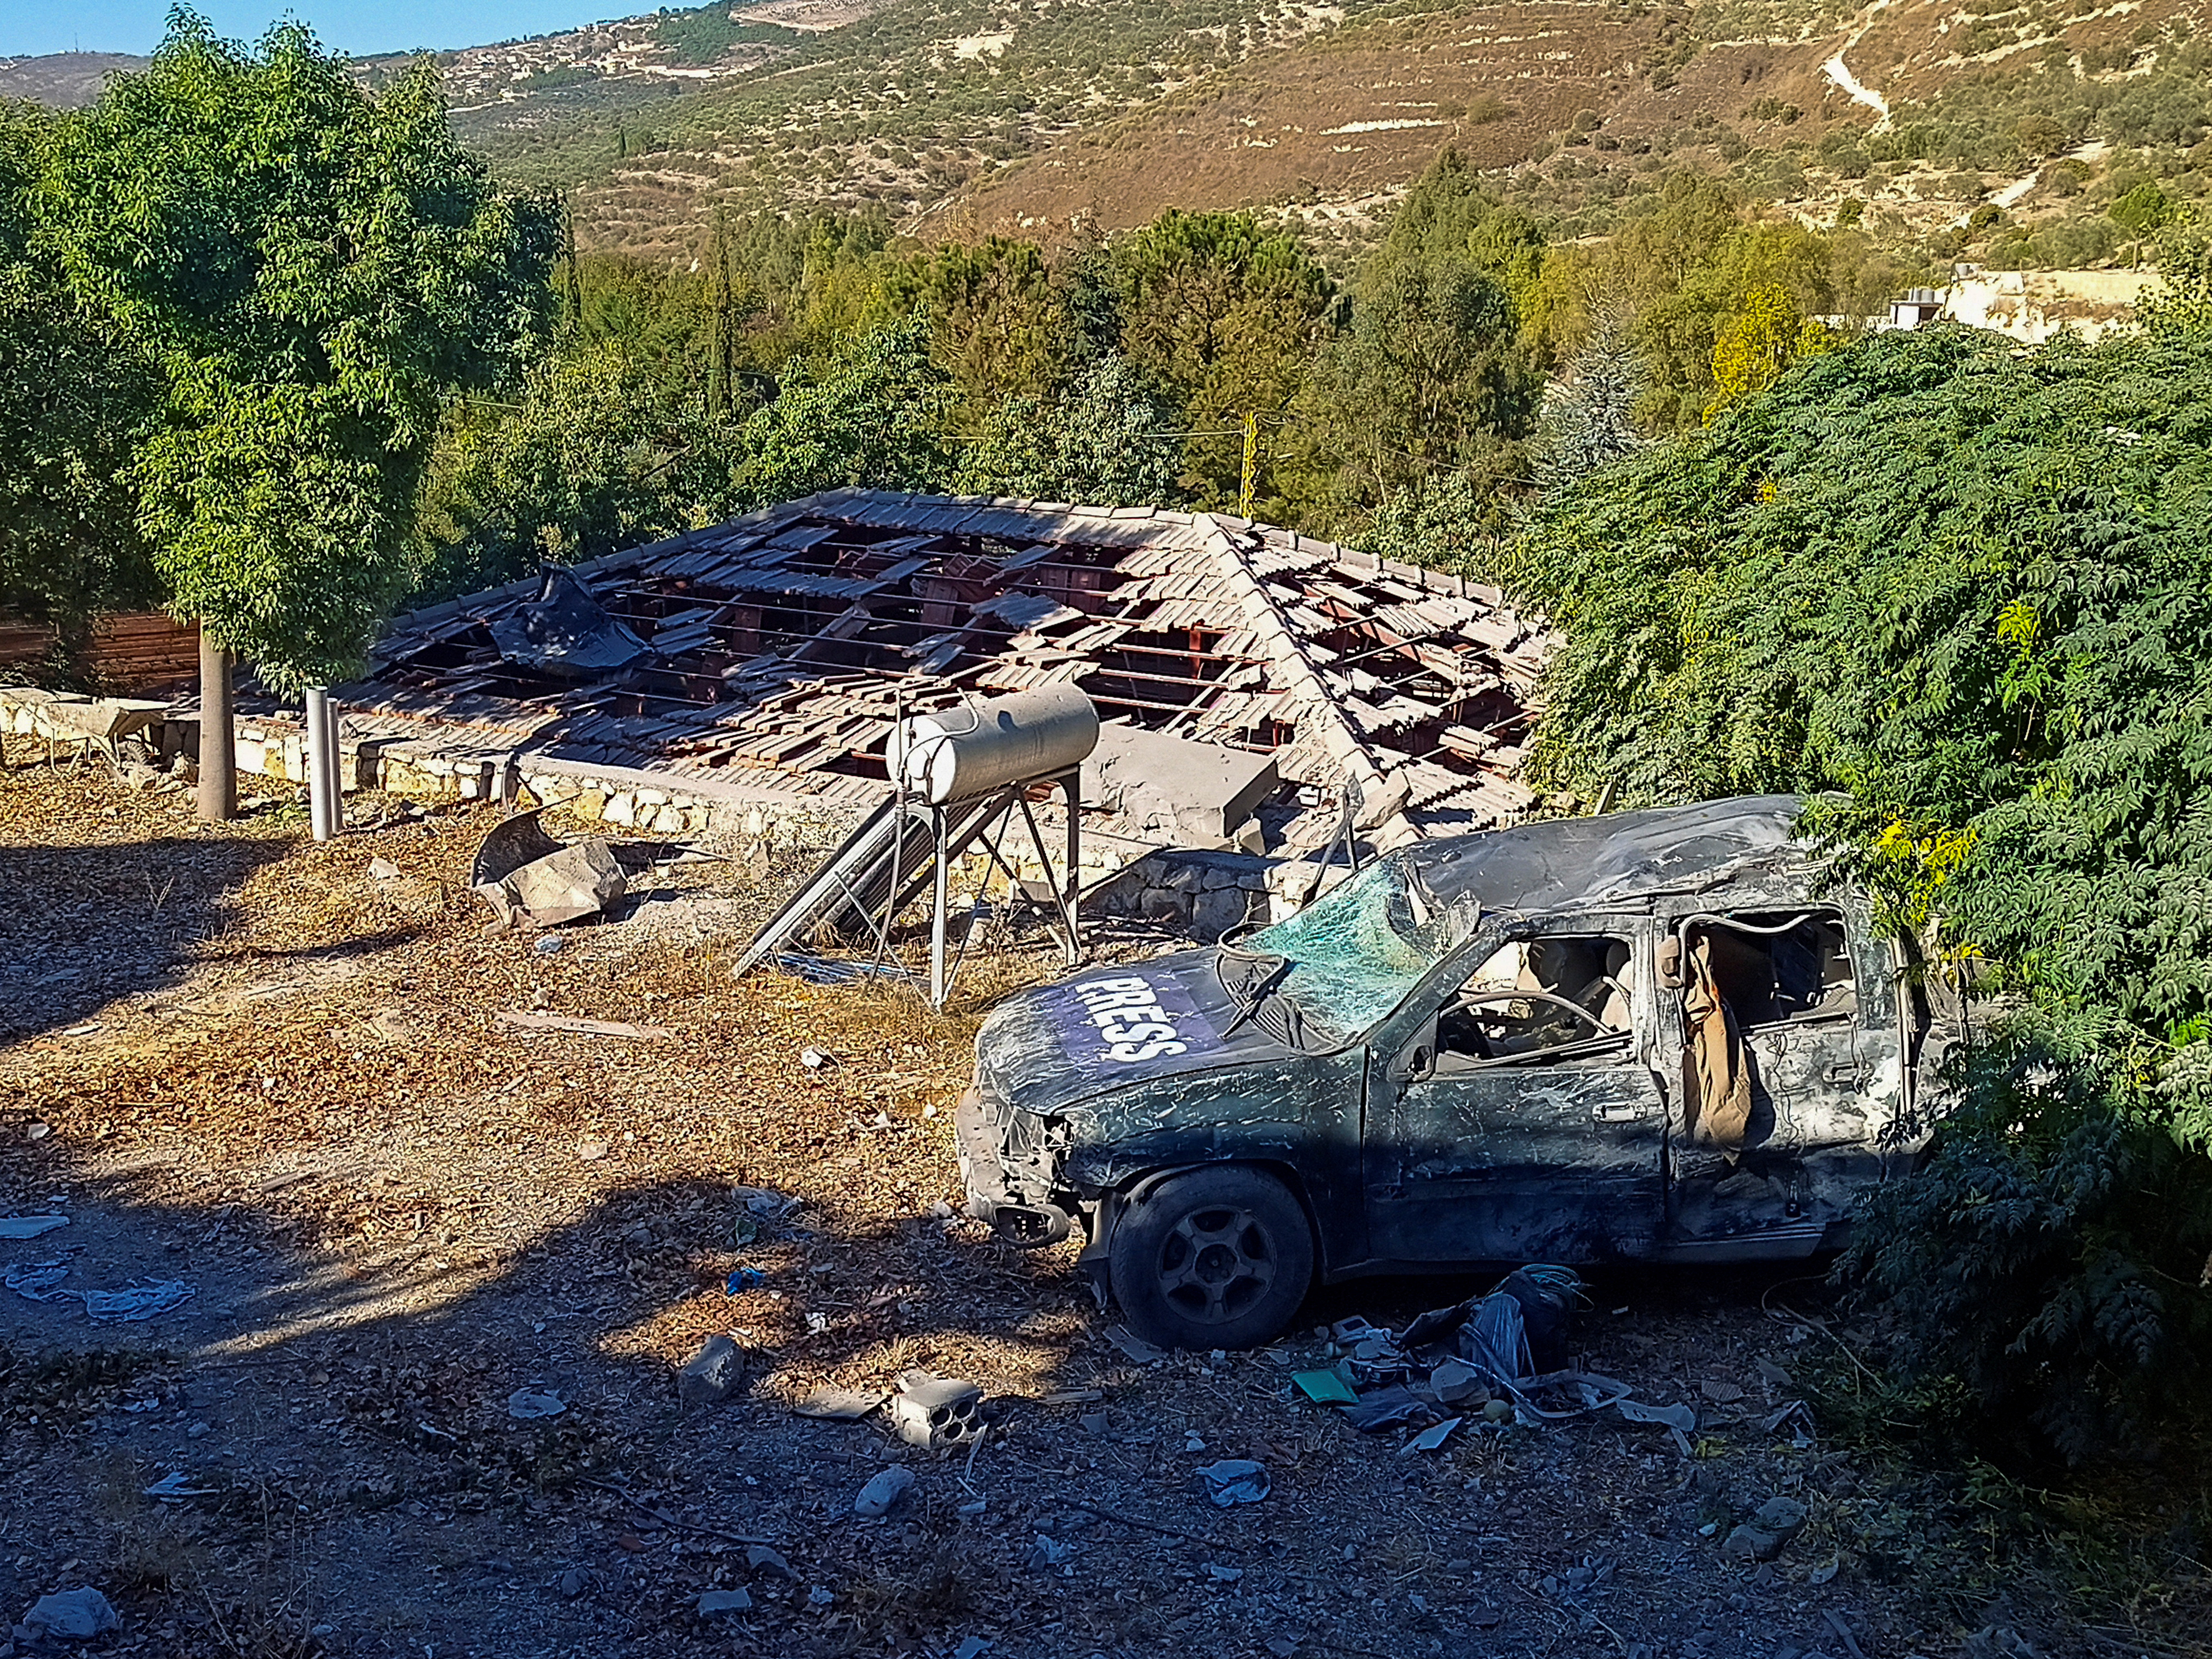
4 687 1353 943
1089 847 1353 943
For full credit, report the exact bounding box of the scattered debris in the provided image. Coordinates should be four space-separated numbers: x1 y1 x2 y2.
1104 1325 1167 1365
852 1465 915 1518
1429 1358 1489 1406
1401 1417 1462 1455
744 1545 795 1581
773 952 918 987
1616 1397 1698 1433
576 1138 610 1162
1291 1368 1357 1406
368 856 401 880
1198 1459 1271 1507
890 1371 984 1452
794 1387 883 1421
22 1586 120 1640
487 565 650 679
506 1389 567 1420
676 1334 746 1410
0 1215 68 1240
696 1588 752 1616
472 809 627 928
3 1262 195 1323
497 1011 670 1041
142 1472 218 1502
1025 1534 1075 1571
1724 1496 1808 1563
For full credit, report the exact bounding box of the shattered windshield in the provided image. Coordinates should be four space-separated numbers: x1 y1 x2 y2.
1227 856 1480 1046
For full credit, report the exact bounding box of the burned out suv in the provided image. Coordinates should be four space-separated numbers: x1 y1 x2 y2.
956 796 1961 1351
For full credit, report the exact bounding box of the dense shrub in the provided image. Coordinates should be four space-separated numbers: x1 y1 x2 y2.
1508 318 2212 1457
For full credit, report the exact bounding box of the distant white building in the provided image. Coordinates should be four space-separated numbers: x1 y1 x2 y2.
1821 269 2159 345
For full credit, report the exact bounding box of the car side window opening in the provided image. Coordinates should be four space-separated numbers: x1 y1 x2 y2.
1434 934 1636 1068
1682 911 1856 1028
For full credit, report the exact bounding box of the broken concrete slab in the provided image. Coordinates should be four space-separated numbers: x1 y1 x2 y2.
470 809 627 928
1083 721 1281 846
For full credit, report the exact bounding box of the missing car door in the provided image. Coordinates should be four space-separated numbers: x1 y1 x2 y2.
1366 925 1667 1264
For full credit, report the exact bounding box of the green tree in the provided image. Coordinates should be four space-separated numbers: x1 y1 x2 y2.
884 235 1069 417
0 103 164 670
955 353 1178 506
37 12 557 813
1109 208 1335 504
413 343 739 602
1531 308 1646 496
732 314 956 506
1704 284 1839 420
1304 254 1540 510
1508 326 2212 1455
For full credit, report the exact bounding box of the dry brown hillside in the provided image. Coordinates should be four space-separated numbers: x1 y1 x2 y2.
944 0 2212 247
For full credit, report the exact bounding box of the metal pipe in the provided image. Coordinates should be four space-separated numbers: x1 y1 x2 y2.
931 806 950 1009
304 688 332 841
1063 766 1081 966
321 692 344 834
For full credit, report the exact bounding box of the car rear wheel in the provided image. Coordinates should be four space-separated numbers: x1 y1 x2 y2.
1108 1166 1314 1351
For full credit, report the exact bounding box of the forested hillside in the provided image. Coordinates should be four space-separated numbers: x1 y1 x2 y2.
453 0 2212 280
11 0 2210 280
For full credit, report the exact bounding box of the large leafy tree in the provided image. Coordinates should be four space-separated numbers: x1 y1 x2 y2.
0 101 164 667
37 11 557 810
1304 255 1541 510
413 342 742 603
882 235 1070 417
731 315 956 506
1509 323 2212 1453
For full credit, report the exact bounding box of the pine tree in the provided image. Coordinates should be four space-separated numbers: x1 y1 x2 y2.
1531 308 1645 496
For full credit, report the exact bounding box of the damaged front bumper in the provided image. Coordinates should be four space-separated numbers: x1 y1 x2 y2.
954 1086 1076 1248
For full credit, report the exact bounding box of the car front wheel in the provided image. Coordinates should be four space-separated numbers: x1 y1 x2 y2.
1108 1166 1314 1351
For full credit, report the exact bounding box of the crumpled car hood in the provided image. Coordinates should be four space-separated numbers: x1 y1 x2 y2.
976 951 1297 1118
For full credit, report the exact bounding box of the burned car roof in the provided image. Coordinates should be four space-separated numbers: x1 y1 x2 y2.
1398 795 1812 916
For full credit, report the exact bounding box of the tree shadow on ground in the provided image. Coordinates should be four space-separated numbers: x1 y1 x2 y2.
0 1129 1896 1659
0 835 298 1042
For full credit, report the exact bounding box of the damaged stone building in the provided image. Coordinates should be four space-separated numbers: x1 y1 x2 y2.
2 490 1550 936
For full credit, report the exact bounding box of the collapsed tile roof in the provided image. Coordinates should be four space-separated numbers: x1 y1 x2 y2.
346 489 1551 839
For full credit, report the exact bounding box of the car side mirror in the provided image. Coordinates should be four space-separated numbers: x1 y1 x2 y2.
1655 936 1684 989
1405 1043 1434 1085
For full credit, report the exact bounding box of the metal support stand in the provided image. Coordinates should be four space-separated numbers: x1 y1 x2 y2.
930 805 952 1008
921 764 1081 1009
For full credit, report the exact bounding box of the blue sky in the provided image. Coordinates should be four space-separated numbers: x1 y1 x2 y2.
2 3 638 60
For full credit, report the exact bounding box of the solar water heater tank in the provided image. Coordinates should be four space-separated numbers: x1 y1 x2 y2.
890 686 1100 805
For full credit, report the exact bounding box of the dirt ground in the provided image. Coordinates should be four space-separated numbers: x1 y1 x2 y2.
2 748 2204 1659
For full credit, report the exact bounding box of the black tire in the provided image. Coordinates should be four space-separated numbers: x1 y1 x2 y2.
1108 1166 1314 1351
